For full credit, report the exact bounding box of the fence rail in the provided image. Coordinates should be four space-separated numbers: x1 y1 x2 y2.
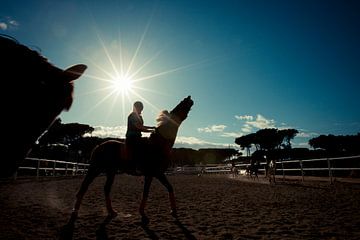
14 155 360 183
16 157 89 179
168 155 360 183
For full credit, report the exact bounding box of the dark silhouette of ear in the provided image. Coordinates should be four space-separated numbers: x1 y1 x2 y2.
63 64 87 82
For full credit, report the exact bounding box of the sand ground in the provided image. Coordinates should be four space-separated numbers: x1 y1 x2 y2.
1 174 360 240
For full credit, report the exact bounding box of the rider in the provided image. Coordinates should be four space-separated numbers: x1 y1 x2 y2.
125 101 155 173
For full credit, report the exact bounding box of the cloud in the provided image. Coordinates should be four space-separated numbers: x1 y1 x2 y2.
0 22 7 30
236 114 276 131
0 17 19 31
175 136 236 149
220 132 243 138
241 123 252 133
84 125 127 138
9 20 19 27
198 124 226 133
81 125 237 149
235 114 276 134
235 115 253 121
247 114 276 129
296 130 319 138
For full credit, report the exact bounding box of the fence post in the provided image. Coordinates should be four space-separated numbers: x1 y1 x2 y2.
327 158 333 184
299 159 304 182
53 160 56 177
75 163 79 176
36 159 40 179
65 163 68 176
281 159 285 180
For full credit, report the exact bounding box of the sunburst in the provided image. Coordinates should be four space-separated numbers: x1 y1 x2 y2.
77 18 208 125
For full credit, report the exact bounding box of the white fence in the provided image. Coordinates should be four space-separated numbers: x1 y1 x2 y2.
14 155 360 183
168 155 360 183
16 157 89 179
269 155 360 183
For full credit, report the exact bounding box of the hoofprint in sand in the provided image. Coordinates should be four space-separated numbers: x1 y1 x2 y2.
1 174 360 239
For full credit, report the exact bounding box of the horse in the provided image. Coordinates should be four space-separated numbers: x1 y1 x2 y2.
71 96 194 225
267 159 277 184
0 34 87 177
246 159 259 180
230 162 239 178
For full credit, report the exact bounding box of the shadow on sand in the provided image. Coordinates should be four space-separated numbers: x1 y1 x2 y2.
95 215 114 240
173 217 197 240
58 213 116 240
59 213 197 240
58 213 77 240
140 216 197 240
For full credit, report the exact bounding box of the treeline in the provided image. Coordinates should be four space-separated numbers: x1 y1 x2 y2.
28 119 360 167
235 128 360 160
28 119 238 166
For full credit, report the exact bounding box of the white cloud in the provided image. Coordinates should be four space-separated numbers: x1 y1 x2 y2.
175 136 236 149
84 125 128 138
0 17 19 31
220 132 243 138
198 124 226 133
9 20 19 27
235 114 276 133
0 22 7 30
241 123 252 133
235 115 253 121
294 142 311 148
81 126 234 149
246 114 276 129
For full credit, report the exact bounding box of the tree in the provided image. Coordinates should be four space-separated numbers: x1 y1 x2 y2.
235 133 255 156
309 133 360 155
279 129 299 149
254 128 282 151
38 118 94 145
235 128 298 158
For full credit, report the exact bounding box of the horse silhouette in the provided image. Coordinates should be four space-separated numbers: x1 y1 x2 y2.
0 34 87 177
71 96 194 225
267 159 277 184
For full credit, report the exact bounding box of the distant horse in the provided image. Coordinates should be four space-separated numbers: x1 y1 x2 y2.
267 159 277 184
246 159 259 180
230 163 238 178
0 34 87 177
71 96 194 225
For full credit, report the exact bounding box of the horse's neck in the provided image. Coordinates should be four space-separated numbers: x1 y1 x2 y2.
151 123 178 149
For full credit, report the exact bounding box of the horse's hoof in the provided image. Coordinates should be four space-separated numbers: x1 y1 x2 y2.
141 215 150 226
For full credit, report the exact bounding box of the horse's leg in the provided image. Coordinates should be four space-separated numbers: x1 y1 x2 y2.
139 176 153 225
156 173 177 217
104 170 118 218
72 167 100 218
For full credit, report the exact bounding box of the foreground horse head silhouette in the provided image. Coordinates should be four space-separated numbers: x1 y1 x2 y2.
0 35 87 177
72 96 194 225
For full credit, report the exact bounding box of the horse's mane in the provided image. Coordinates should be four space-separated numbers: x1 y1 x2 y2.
156 110 171 127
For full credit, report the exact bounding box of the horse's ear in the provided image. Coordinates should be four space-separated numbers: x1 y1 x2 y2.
63 64 87 82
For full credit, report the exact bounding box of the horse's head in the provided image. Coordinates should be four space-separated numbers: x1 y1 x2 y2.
170 96 194 125
152 96 194 146
0 35 87 177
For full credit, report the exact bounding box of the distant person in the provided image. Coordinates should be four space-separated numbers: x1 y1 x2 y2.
125 101 155 173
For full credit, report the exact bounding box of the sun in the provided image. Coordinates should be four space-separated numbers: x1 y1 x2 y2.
111 74 133 94
81 20 206 123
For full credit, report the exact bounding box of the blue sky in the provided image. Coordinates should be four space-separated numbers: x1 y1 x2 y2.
2 0 359 151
